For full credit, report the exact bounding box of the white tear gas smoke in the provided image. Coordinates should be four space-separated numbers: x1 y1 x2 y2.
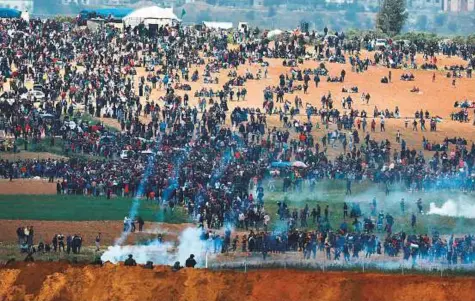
175 227 209 266
102 227 212 267
428 199 475 219
101 240 174 265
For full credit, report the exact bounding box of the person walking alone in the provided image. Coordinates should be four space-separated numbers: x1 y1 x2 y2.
95 233 101 252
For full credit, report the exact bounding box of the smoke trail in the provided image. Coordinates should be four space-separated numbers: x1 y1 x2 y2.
115 136 162 245
161 144 191 203
106 128 245 265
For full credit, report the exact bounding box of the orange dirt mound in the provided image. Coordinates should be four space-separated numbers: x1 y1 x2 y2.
0 262 474 301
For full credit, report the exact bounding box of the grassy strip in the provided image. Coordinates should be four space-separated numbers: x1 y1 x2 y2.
0 194 188 223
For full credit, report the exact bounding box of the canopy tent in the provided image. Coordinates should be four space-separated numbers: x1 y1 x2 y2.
292 161 307 168
0 8 21 18
203 21 233 30
123 6 179 28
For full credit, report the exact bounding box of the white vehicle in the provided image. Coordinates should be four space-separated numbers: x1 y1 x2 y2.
375 39 388 49
21 90 46 102
395 39 411 47
120 150 135 160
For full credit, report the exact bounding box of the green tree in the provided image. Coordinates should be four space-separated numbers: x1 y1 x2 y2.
466 34 475 46
415 15 428 31
376 0 408 36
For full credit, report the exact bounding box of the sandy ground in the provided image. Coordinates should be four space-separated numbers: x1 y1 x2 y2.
0 152 66 161
120 50 475 153
0 179 57 195
0 220 193 246
0 262 474 301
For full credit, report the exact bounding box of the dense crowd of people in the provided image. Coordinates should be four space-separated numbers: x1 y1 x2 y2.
196 196 474 265
0 18 474 265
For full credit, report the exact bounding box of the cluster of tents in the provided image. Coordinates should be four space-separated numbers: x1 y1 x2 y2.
78 6 180 27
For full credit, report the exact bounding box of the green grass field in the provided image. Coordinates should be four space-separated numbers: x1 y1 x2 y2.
0 195 188 223
0 180 473 235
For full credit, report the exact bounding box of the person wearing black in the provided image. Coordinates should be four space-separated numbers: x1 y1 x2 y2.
66 235 72 254
124 254 137 266
346 178 352 195
95 233 101 251
71 235 77 253
76 235 82 254
172 261 183 271
16 226 24 245
137 216 144 232
52 234 58 252
56 181 61 195
58 234 65 252
185 254 197 268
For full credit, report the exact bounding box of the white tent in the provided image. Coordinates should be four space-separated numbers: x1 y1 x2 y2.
123 6 179 28
203 21 233 30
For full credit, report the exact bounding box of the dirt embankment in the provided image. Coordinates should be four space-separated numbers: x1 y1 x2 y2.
0 262 474 301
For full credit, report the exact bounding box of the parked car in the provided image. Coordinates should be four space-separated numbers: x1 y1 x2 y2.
375 39 388 49
20 90 46 102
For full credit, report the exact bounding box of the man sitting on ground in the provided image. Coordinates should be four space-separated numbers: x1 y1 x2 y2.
124 254 137 266
185 254 197 268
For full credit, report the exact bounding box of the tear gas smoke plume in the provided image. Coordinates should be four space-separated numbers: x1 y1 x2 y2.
428 198 475 218
115 138 162 246
102 227 214 267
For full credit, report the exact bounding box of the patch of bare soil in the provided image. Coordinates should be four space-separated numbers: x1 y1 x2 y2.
0 262 474 301
0 220 193 246
0 179 57 195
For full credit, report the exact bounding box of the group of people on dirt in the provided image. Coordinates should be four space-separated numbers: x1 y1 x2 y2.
16 225 84 255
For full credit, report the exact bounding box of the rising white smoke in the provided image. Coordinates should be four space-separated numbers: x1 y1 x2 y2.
175 227 210 266
428 199 475 218
101 226 213 267
101 240 174 265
